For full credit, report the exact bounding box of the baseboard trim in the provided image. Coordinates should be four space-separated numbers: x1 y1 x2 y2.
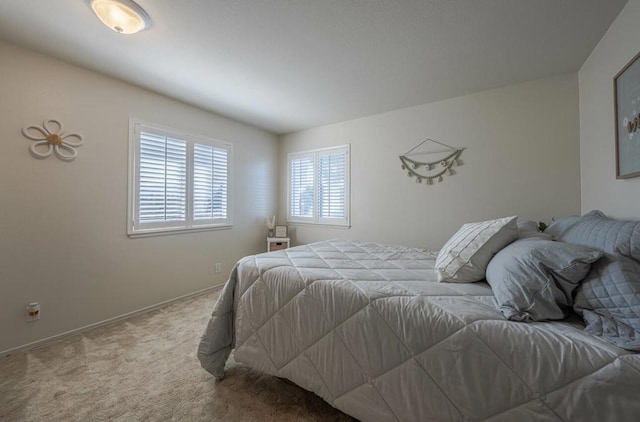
1 285 223 358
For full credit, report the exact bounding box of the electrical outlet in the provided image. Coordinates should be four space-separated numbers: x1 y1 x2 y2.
26 302 40 322
215 263 221 274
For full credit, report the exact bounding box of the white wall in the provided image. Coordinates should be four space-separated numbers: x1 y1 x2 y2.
0 41 278 353
579 0 640 219
279 74 581 249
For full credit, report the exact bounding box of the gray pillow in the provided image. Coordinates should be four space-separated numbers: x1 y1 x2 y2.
546 210 640 351
486 238 602 322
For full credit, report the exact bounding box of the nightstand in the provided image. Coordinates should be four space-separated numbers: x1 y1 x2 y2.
267 237 290 252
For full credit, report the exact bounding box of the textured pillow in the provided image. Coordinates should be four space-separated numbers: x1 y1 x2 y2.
546 210 640 351
517 220 553 240
436 216 518 283
486 238 602 322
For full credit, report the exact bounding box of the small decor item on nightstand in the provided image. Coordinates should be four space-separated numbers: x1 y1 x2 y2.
265 215 276 237
275 225 288 238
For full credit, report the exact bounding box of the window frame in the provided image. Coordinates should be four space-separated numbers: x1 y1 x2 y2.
127 118 233 238
287 144 350 228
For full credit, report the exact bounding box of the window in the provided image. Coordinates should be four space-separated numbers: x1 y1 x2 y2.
128 119 232 237
287 145 350 227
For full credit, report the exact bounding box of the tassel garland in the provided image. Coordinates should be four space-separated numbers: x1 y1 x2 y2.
398 147 465 187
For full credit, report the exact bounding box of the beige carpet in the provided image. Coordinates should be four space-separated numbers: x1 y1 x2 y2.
0 290 354 421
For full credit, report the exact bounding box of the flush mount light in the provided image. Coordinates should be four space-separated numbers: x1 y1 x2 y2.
90 0 150 34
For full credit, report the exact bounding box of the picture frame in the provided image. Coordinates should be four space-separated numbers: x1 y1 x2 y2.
274 225 288 238
614 50 640 179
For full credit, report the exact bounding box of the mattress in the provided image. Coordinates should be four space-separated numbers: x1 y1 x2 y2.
198 240 640 421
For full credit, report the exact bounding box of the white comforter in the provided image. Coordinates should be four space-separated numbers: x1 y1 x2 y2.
198 240 640 421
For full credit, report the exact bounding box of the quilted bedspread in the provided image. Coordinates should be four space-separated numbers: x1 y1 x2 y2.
198 240 640 421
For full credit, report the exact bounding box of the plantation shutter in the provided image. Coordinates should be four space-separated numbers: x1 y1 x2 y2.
289 154 315 220
193 143 229 222
287 145 349 226
138 131 187 225
129 120 233 236
318 148 347 221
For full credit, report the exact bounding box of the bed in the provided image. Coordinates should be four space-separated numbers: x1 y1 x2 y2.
198 217 640 421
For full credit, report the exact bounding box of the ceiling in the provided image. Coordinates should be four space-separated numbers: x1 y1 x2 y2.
0 0 628 135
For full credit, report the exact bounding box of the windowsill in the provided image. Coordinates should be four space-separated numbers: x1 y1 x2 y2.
286 221 351 229
128 224 232 238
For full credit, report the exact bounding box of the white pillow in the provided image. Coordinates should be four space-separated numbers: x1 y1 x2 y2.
436 216 518 283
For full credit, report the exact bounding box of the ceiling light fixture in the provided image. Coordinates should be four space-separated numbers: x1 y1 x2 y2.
90 0 150 35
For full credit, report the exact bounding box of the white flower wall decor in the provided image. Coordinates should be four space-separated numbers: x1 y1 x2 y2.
22 119 84 161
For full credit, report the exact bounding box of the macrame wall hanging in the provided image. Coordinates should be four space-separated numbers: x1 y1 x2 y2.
399 139 465 185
